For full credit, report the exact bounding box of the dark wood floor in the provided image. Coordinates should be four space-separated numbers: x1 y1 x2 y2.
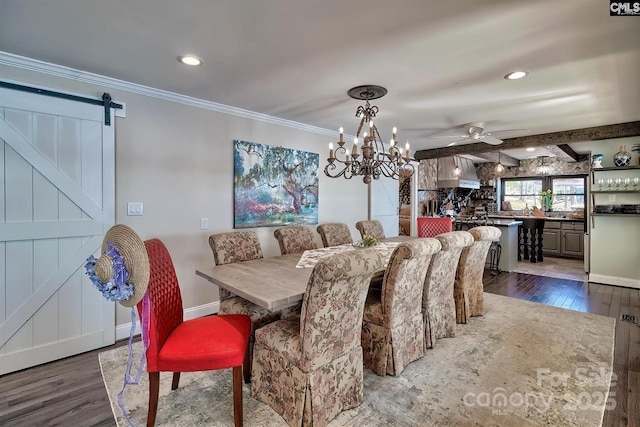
1 271 639 426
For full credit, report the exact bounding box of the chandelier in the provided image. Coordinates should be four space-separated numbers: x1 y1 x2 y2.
324 85 415 184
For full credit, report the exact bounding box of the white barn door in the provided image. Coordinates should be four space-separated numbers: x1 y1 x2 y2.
0 86 115 374
369 177 399 237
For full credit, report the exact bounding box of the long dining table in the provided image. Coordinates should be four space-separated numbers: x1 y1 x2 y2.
195 236 413 312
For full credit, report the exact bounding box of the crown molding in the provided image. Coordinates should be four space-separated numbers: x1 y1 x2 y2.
0 51 336 138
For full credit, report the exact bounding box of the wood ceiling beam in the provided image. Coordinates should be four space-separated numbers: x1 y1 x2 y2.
414 121 640 160
472 152 520 167
555 144 589 162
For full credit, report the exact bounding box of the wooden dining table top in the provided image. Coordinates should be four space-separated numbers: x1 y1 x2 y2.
196 236 413 312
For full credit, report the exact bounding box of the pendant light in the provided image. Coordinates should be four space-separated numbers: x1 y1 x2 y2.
495 151 504 174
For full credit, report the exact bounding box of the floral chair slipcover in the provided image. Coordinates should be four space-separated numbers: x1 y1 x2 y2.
355 220 386 240
251 249 385 427
455 226 501 324
422 231 474 348
316 223 353 247
209 231 281 383
361 238 442 376
273 225 318 255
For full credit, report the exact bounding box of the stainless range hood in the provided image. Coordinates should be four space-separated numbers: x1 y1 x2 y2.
437 156 480 189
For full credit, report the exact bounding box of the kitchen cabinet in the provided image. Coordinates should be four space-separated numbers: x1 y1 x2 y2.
561 222 584 258
542 222 561 256
542 220 584 258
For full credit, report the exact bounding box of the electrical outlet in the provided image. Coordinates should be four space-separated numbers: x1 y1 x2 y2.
608 195 616 202
127 202 143 216
200 218 209 230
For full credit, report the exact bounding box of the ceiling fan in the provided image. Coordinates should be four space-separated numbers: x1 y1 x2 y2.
426 121 528 146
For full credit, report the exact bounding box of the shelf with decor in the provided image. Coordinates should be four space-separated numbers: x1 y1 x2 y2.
591 213 640 217
589 165 640 228
591 190 640 194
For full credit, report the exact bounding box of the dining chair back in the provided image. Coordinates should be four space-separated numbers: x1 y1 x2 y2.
140 238 250 427
251 249 385 426
316 223 353 247
454 226 501 323
361 238 442 376
417 217 453 237
422 231 474 348
273 225 318 255
208 231 281 383
355 220 386 240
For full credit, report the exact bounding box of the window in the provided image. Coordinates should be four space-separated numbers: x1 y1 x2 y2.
551 176 585 210
502 178 542 210
500 175 586 211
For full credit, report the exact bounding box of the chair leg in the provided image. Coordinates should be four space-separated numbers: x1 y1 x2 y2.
233 366 243 427
171 372 181 390
147 372 160 427
243 338 253 384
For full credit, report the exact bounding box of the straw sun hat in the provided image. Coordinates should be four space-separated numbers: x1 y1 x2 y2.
92 224 150 307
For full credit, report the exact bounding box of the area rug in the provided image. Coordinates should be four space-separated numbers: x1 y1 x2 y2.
99 293 616 426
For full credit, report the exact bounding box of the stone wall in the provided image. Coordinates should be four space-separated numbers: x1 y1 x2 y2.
475 157 589 182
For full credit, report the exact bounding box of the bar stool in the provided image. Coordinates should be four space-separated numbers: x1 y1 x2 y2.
518 218 545 263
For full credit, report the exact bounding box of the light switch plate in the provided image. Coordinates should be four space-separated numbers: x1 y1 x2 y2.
200 218 209 230
127 202 143 216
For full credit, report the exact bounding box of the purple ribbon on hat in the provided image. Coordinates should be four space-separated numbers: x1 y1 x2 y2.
117 293 150 427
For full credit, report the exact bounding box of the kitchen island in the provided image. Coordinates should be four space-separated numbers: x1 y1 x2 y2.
454 217 522 272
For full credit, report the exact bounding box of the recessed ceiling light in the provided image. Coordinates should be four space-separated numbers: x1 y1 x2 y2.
504 70 528 80
178 55 203 66
526 147 535 152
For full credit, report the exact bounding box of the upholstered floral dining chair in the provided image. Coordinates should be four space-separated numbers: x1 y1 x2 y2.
251 249 385 427
355 220 386 240
361 238 442 376
454 226 501 324
422 230 474 348
316 223 353 247
209 231 282 383
273 225 318 255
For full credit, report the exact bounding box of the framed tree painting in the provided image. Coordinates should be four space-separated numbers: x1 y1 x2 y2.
233 140 319 228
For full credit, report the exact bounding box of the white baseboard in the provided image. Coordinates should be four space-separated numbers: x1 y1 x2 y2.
588 273 640 289
115 301 220 341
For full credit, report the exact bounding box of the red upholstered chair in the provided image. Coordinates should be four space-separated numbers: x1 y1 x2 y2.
139 238 251 427
417 217 453 238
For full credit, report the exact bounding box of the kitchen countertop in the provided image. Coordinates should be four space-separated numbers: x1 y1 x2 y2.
488 215 584 222
455 218 522 226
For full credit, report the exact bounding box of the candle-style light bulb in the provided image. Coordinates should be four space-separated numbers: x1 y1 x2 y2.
329 142 334 159
339 127 344 144
405 141 411 159
352 137 358 155
392 126 397 140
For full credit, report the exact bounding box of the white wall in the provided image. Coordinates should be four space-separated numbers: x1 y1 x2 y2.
589 137 640 288
0 62 369 325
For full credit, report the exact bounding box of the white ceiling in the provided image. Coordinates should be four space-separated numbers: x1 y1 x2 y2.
0 0 638 160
